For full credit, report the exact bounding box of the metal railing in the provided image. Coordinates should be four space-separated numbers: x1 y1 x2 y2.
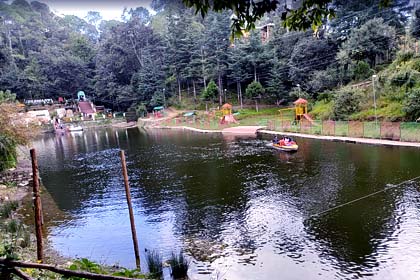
159 116 420 142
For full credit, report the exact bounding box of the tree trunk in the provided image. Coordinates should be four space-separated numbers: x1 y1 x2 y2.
129 35 143 67
218 72 222 106
201 47 207 89
236 81 240 107
177 77 182 103
254 65 257 82
193 80 197 104
239 83 243 109
255 99 258 112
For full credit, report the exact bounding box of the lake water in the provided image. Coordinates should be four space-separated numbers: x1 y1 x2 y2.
33 127 420 279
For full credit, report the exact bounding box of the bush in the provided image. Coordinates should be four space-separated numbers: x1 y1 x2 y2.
333 90 361 120
135 103 147 118
0 201 18 219
396 50 415 64
352 61 374 81
169 251 189 279
201 80 218 103
317 91 334 102
146 250 163 279
389 69 420 88
403 88 420 121
245 81 265 99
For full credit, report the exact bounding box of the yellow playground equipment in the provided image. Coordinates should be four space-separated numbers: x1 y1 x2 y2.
219 103 238 124
278 98 314 124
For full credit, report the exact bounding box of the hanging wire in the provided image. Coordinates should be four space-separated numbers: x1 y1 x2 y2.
309 175 420 219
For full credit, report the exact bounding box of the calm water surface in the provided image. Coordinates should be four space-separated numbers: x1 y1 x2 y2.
33 128 420 279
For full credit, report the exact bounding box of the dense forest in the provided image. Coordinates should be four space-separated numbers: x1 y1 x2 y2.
0 0 420 120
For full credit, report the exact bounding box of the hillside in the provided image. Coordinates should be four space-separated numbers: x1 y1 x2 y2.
310 50 420 122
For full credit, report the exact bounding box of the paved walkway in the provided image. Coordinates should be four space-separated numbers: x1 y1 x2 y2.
222 126 266 134
258 130 420 148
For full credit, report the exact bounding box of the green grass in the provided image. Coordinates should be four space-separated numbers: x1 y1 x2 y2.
0 201 18 219
363 122 381 138
145 250 163 279
400 122 420 142
351 101 405 121
169 252 189 279
335 121 349 136
236 107 280 118
310 100 333 120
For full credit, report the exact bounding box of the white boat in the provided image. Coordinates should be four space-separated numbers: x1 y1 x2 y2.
267 142 298 152
68 125 83 132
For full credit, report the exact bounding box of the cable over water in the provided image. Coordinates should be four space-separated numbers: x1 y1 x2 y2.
309 175 420 219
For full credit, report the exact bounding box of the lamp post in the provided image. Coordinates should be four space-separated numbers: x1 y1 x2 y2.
162 88 166 108
224 88 227 103
297 84 301 98
372 75 378 125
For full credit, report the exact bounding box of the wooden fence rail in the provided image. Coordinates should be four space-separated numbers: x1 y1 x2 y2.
0 258 139 280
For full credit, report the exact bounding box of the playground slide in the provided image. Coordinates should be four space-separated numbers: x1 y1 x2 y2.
303 114 315 125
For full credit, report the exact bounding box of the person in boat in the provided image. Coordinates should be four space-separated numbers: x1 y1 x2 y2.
278 137 293 146
272 135 279 144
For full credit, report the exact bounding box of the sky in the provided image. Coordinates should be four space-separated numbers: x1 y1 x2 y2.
36 0 153 21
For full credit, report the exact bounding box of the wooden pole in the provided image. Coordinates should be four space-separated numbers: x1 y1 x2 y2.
30 148 43 263
119 150 140 269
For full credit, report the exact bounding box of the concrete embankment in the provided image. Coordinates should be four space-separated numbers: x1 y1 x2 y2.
258 130 420 148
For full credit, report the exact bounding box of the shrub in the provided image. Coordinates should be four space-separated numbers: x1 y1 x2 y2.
169 251 189 279
333 90 361 120
245 81 265 99
146 250 163 279
403 88 420 121
389 69 420 89
352 61 374 81
396 50 415 64
317 91 334 102
0 201 19 218
201 80 218 103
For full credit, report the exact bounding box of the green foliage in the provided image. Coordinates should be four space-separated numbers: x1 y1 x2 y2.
169 251 189 279
201 80 218 102
352 61 374 81
310 100 334 120
411 7 420 39
395 51 415 64
340 18 396 66
0 90 16 104
0 135 17 171
112 268 144 278
333 90 361 120
0 201 18 219
389 69 420 89
135 103 147 118
403 88 420 121
68 258 105 274
145 250 163 279
317 91 334 102
245 81 264 99
289 35 338 91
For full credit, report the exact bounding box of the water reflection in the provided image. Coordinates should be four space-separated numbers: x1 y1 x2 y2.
33 128 420 279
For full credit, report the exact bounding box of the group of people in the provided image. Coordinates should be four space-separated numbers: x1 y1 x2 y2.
272 135 294 146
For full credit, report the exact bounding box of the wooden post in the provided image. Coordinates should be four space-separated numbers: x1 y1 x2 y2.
30 148 43 263
119 150 140 269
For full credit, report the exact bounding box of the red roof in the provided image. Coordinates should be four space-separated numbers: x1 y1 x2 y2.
293 98 308 105
221 103 232 109
79 101 95 114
